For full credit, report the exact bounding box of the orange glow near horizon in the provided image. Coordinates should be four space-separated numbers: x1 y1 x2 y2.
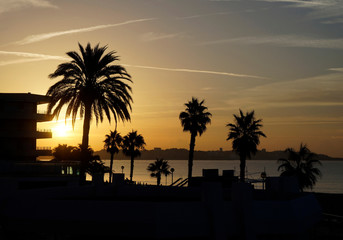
52 122 73 138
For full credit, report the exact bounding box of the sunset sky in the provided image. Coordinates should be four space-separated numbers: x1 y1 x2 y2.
1 0 343 157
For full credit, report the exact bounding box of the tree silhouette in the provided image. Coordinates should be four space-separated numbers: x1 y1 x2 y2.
147 158 171 186
46 43 132 182
52 144 77 161
104 130 123 183
122 130 146 182
179 97 212 179
227 110 266 182
278 144 322 191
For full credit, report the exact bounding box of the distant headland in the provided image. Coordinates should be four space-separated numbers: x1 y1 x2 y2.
95 148 343 161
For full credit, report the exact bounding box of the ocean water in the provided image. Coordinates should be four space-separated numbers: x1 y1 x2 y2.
102 159 343 194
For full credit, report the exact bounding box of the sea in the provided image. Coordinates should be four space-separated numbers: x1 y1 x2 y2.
99 159 343 194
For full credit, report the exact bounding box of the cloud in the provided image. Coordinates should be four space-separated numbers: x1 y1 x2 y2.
224 71 343 110
176 11 232 20
140 32 185 42
200 35 343 49
123 64 268 79
0 50 68 66
0 50 268 79
328 67 343 72
0 0 57 14
14 18 156 45
259 0 343 23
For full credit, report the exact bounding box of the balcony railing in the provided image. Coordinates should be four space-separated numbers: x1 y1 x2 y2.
36 147 52 156
36 110 53 122
36 129 52 138
36 147 51 150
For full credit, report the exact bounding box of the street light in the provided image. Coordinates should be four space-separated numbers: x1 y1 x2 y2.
261 169 267 190
170 168 175 184
121 165 124 174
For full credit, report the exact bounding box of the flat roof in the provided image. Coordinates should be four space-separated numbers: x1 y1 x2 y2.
0 93 50 104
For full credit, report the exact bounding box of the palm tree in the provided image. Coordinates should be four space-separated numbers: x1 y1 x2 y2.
147 158 171 186
46 43 132 182
278 144 322 191
104 130 123 183
179 97 212 179
52 144 77 161
227 110 266 182
122 130 146 182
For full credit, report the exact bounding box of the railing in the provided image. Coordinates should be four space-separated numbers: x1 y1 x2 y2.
37 110 48 114
37 129 52 132
36 147 51 150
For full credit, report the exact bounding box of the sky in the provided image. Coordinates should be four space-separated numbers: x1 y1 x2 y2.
0 0 343 157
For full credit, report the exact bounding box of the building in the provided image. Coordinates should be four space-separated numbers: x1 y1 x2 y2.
0 93 53 162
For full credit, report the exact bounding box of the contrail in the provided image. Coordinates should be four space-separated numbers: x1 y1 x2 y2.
123 64 268 79
0 50 68 66
0 50 267 79
14 18 156 45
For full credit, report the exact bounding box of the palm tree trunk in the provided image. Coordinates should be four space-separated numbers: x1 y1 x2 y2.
188 132 196 180
240 153 246 182
157 174 161 186
109 153 114 183
79 103 92 184
82 103 92 149
130 155 134 182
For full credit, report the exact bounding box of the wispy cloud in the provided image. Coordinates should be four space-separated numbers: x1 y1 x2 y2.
200 35 343 49
140 32 185 42
0 0 57 14
0 50 68 66
260 0 329 7
328 67 343 72
14 18 156 45
176 11 232 20
224 71 343 110
123 64 268 79
0 50 267 79
259 0 343 23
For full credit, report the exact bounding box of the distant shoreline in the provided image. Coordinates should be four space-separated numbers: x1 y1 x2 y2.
95 148 343 161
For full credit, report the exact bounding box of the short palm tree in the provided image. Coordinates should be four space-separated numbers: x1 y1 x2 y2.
179 97 212 179
46 43 132 182
227 110 266 182
104 130 123 183
122 130 146 182
278 144 322 191
147 158 171 186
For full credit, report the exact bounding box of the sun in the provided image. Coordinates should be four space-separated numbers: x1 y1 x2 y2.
52 122 72 138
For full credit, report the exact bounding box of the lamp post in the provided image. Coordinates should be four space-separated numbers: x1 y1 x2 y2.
261 169 267 190
121 165 124 174
170 168 175 184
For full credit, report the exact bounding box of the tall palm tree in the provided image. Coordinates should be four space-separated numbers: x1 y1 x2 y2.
227 110 266 182
104 130 123 183
46 43 132 182
122 130 146 182
278 144 322 191
147 158 171 186
179 97 212 179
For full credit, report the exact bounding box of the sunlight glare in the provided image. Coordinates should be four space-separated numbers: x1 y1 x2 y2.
52 122 72 138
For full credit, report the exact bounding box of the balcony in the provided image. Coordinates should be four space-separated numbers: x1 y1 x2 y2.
36 110 53 122
36 147 52 156
36 129 52 139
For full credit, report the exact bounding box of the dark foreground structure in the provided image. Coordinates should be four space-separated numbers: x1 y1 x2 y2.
0 171 323 240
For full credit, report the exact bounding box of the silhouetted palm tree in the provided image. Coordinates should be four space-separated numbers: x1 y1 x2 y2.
278 144 322 191
227 110 266 182
104 130 123 183
122 130 146 182
179 97 212 179
47 43 132 182
52 144 77 161
147 158 171 186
